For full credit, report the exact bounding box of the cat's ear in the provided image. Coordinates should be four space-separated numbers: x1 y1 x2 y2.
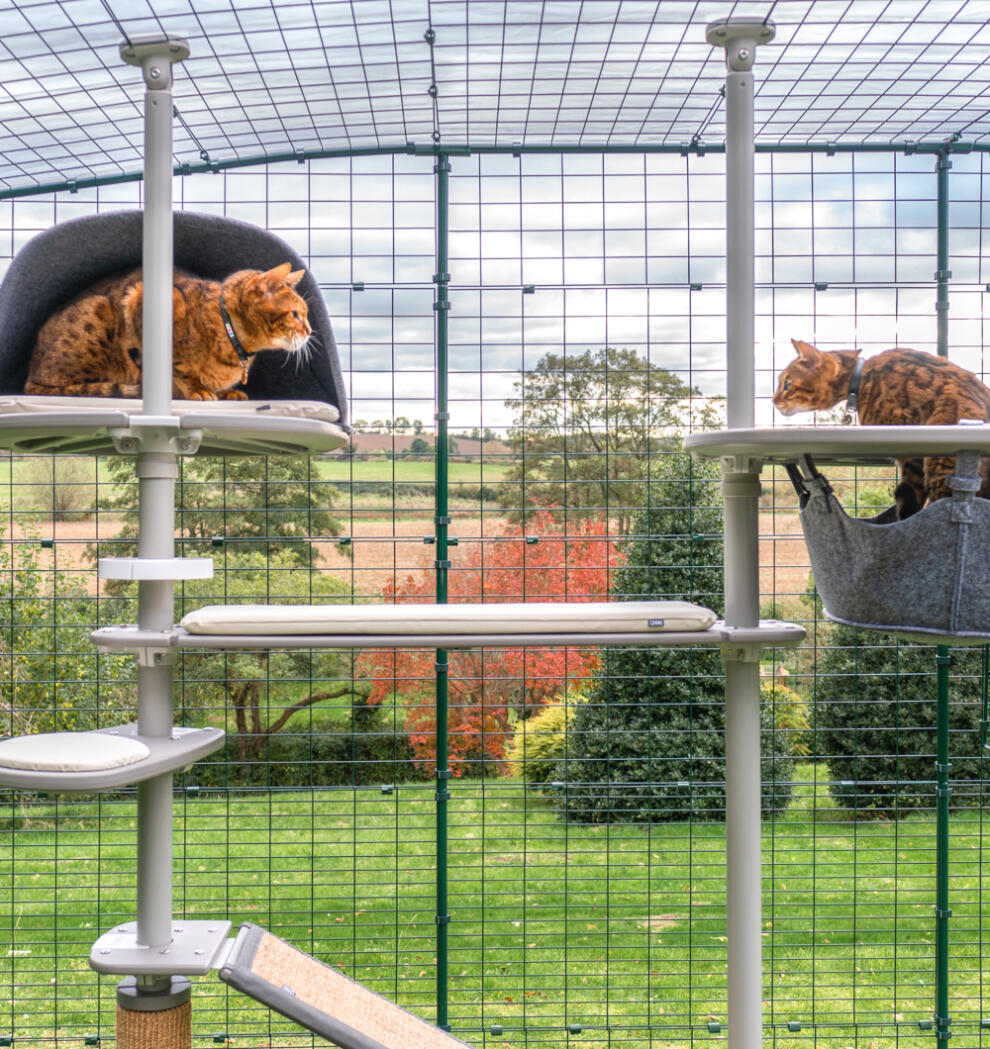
259 262 293 286
284 269 305 288
791 338 821 361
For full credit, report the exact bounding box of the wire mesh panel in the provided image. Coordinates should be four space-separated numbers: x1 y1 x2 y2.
1 141 990 1049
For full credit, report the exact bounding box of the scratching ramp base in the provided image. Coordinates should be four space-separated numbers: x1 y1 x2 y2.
220 923 474 1049
117 1000 191 1049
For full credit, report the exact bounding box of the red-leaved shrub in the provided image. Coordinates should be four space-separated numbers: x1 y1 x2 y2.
357 511 621 776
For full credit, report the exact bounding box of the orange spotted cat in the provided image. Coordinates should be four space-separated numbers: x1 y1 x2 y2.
25 262 311 401
773 338 990 519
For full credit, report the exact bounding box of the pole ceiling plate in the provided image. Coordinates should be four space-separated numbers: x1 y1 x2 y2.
120 33 190 67
705 17 776 47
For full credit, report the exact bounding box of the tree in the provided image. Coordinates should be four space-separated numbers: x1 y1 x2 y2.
0 523 133 736
553 451 794 822
95 454 357 771
501 347 720 532
99 453 343 563
356 510 621 777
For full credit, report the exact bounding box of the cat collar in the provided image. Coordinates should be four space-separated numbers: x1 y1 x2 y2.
842 355 865 425
219 295 250 384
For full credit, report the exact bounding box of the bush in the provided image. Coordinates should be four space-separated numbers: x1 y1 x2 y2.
186 696 418 789
552 451 796 822
815 624 986 812
505 689 587 783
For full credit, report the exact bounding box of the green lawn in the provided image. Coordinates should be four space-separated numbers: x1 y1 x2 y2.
1 766 986 1048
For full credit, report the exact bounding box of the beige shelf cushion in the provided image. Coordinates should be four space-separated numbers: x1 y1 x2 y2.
179 600 717 636
0 731 151 772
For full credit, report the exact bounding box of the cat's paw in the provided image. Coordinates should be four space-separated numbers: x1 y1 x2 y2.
219 389 249 401
894 481 921 520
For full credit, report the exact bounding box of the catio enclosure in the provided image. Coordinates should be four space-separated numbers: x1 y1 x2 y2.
5 2 990 1048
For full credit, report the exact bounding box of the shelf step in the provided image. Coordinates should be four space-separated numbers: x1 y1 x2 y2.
0 723 225 792
99 557 214 581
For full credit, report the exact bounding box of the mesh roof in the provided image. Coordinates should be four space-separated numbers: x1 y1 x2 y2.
2 0 990 196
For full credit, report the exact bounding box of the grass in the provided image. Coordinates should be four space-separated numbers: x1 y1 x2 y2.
3 764 990 1048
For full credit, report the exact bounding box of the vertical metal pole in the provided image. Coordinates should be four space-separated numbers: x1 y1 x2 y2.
934 146 952 1047
118 38 188 1014
135 49 178 961
433 151 452 1031
705 18 774 1049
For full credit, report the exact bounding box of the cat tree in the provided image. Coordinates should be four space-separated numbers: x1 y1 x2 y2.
686 17 990 1049
0 25 817 1049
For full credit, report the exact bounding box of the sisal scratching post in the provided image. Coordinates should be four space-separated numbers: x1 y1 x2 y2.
117 977 192 1049
117 1001 192 1049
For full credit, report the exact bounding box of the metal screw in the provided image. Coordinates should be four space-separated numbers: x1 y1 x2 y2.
100 950 111 955
159 948 170 955
149 66 162 79
194 949 205 956
737 48 750 60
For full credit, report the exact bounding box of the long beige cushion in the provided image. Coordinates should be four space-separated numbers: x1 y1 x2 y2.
179 600 717 636
0 396 340 424
0 732 150 772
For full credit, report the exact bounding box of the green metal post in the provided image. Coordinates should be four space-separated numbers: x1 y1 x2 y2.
934 145 951 1046
433 151 452 1032
935 648 951 1045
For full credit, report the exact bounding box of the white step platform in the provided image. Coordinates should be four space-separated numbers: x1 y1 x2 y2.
685 423 990 467
0 396 348 456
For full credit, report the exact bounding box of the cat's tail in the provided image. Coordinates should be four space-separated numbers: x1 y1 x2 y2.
24 381 141 398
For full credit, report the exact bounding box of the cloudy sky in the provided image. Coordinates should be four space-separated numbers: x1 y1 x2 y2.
1 144 986 432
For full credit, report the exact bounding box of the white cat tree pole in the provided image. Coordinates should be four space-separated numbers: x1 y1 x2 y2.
111 34 205 1047
706 17 775 1049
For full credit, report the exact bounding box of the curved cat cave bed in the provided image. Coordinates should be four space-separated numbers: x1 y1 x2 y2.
0 209 349 422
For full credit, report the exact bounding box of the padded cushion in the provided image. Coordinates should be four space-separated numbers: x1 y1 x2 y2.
179 600 717 636
0 394 339 423
0 732 150 772
0 210 348 425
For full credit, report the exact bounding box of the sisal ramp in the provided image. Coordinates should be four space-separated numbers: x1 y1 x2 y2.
219 924 475 1049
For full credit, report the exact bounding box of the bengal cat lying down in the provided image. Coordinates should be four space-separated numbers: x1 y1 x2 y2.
25 262 312 401
773 338 990 519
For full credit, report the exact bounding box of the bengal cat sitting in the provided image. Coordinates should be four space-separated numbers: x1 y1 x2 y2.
25 262 311 401
773 338 990 519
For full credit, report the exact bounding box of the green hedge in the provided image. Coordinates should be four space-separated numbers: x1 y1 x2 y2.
815 624 987 812
552 452 795 823
186 701 419 789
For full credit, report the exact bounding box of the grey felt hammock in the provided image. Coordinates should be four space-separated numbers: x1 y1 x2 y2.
788 451 990 644
0 209 349 424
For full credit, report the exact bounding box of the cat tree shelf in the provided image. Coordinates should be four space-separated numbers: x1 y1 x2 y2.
90 601 807 653
684 424 990 467
0 397 348 456
0 723 225 792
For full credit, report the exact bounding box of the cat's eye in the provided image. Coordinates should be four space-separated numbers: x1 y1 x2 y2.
783 379 791 391
291 310 300 320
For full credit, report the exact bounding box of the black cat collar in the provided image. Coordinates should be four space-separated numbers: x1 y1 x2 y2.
219 295 250 384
